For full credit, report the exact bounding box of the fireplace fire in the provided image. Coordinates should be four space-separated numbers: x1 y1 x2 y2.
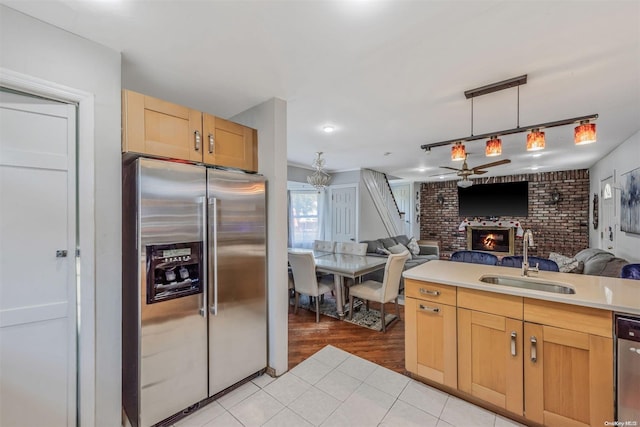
467 226 514 255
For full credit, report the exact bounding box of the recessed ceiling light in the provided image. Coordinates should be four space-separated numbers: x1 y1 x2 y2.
439 176 445 180
532 153 543 158
531 166 540 171
418 168 426 172
322 125 335 133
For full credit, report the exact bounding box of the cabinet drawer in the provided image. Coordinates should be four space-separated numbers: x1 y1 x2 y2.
405 279 456 305
458 288 523 319
524 298 612 338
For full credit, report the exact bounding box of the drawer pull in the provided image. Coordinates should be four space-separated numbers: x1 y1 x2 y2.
510 331 517 357
530 336 538 362
419 289 440 297
419 304 440 313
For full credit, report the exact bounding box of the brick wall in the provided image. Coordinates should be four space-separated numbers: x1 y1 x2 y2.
419 169 589 258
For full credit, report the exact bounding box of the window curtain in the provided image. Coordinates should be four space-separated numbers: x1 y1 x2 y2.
287 188 326 249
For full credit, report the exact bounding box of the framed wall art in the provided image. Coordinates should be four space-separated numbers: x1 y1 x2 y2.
620 166 640 234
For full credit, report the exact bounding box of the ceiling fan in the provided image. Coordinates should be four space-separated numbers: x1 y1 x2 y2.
434 155 511 187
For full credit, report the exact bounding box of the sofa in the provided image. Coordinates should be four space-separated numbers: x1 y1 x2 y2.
550 248 629 277
359 234 439 290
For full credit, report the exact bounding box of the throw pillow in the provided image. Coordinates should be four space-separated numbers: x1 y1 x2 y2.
407 238 420 256
375 247 391 256
387 243 411 258
380 237 397 249
549 252 582 273
394 235 410 246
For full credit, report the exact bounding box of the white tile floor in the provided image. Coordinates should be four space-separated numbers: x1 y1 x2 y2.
173 345 526 427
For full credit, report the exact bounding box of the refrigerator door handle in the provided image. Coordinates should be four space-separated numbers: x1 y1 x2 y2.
200 196 208 317
209 196 218 316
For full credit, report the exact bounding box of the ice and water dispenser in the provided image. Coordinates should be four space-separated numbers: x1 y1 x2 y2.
145 241 203 304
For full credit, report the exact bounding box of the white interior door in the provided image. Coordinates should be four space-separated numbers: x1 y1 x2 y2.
600 176 615 252
391 183 411 236
0 91 77 427
331 186 357 242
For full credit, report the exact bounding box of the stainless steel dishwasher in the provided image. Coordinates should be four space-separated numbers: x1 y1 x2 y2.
616 314 640 423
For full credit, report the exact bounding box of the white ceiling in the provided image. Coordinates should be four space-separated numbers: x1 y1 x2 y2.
4 0 639 182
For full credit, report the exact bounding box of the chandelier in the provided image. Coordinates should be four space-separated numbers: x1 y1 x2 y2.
307 152 331 190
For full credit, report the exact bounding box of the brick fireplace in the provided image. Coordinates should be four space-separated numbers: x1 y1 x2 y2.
466 226 515 255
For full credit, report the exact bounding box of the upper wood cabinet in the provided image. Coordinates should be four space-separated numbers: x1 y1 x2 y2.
203 114 257 172
122 90 258 171
122 90 203 162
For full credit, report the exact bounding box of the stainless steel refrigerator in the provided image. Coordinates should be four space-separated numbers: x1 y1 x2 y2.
122 157 267 427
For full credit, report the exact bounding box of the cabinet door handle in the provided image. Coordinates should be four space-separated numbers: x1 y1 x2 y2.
208 133 215 154
530 336 537 362
510 331 517 357
419 289 440 297
194 130 201 151
418 304 440 313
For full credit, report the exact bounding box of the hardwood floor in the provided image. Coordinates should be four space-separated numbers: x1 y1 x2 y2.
288 299 406 374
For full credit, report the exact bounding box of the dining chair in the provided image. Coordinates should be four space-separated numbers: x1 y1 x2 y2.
288 251 335 322
620 263 640 280
500 256 560 272
347 250 409 332
313 240 336 252
450 250 499 265
335 242 368 256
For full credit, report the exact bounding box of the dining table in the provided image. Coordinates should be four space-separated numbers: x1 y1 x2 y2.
288 248 388 318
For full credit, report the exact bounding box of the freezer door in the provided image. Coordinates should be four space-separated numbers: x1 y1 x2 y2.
137 158 208 426
207 168 267 396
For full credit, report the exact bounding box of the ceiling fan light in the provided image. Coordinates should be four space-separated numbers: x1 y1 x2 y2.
574 122 596 145
451 142 466 161
485 137 502 157
526 129 545 151
457 179 473 188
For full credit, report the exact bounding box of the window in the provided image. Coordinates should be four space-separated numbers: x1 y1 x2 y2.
288 189 324 248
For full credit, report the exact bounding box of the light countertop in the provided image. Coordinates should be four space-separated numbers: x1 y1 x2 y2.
403 260 640 315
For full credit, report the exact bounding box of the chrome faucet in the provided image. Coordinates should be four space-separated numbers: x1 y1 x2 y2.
522 229 539 277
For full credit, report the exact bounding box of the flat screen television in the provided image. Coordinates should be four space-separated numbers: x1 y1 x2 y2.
458 181 529 217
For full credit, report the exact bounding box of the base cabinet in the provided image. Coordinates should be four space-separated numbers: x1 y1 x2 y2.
405 280 614 427
405 280 457 389
458 308 523 415
523 303 614 426
457 288 524 416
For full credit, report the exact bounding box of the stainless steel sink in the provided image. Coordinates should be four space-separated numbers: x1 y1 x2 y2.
479 275 576 294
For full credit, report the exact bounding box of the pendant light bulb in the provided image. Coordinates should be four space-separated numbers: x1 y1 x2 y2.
451 142 466 161
526 129 545 151
485 137 502 157
574 121 596 145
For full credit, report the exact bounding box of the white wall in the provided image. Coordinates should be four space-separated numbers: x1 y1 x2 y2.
0 5 122 427
231 98 289 376
589 131 640 263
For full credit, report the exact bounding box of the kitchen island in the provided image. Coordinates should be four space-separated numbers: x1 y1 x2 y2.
402 260 639 426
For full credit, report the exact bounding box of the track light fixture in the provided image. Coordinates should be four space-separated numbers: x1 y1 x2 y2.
420 74 598 155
